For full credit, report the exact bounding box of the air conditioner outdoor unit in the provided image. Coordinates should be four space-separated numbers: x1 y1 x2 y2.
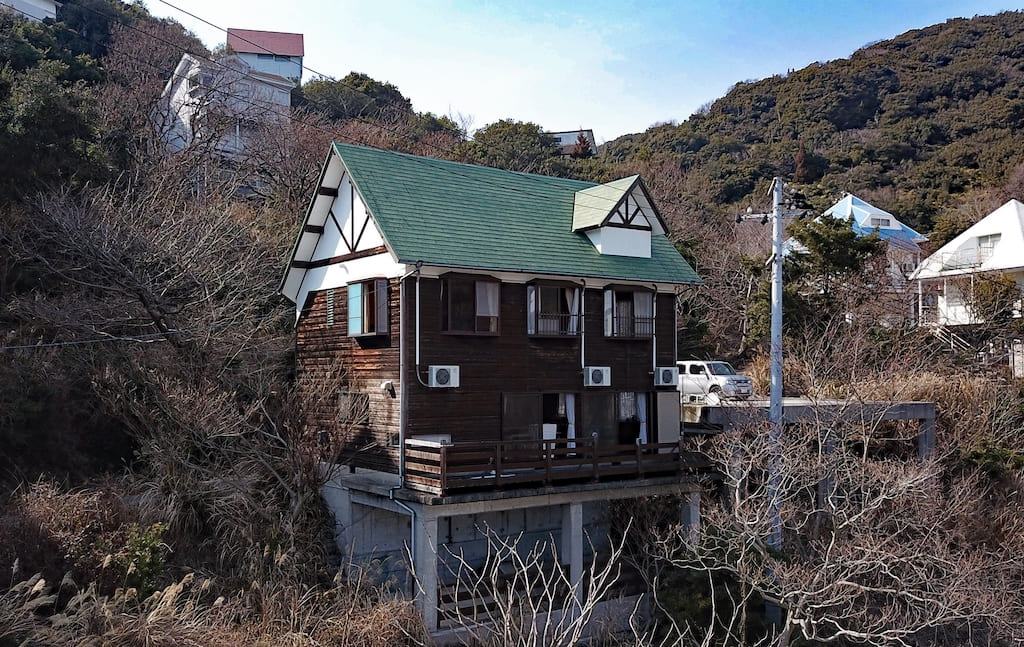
428 365 460 388
583 366 611 387
655 366 680 386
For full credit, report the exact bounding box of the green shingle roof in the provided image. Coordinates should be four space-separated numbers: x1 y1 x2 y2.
572 176 638 231
333 143 700 285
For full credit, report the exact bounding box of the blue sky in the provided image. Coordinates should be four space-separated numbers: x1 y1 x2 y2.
145 0 1019 142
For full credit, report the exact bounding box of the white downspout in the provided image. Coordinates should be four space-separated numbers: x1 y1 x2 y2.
398 262 423 485
579 280 586 369
651 285 658 374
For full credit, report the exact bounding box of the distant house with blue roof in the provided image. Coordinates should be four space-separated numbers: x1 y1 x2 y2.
279 143 704 636
786 193 927 284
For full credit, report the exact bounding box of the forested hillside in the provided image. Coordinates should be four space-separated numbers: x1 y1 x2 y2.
605 11 1024 235
1 2 1023 646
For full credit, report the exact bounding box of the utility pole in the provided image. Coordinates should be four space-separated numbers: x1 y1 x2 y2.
736 177 807 553
768 177 784 552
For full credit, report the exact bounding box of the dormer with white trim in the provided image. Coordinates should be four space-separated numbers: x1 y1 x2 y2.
572 176 667 258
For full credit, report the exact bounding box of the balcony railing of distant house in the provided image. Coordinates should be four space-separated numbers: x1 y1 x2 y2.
402 437 710 496
936 246 996 271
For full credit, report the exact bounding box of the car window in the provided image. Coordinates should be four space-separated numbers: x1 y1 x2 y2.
689 364 704 375
708 362 737 376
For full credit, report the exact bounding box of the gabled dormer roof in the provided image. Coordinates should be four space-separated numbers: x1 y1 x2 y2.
571 175 667 235
279 143 699 303
912 199 1024 280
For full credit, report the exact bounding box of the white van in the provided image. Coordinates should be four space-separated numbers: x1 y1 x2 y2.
677 360 753 401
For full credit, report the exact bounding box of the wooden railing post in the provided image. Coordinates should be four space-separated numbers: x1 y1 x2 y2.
636 438 644 479
439 444 448 496
495 443 503 484
591 434 600 482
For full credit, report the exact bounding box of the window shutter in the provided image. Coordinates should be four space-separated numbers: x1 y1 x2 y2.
374 278 388 334
603 289 613 336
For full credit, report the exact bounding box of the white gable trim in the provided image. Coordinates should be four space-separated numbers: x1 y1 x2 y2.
280 151 402 318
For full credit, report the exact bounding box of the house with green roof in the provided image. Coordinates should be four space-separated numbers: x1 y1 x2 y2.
280 143 703 637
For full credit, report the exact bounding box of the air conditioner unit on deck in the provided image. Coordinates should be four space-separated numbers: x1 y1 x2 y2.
428 365 460 388
583 366 611 387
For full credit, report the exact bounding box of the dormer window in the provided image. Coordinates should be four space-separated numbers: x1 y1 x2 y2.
869 217 891 227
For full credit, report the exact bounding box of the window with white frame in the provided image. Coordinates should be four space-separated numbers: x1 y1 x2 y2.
977 233 1001 262
869 217 891 227
603 288 654 337
527 285 580 335
443 276 499 333
348 278 388 336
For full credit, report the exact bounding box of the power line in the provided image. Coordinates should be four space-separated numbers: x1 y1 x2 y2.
8 1 690 217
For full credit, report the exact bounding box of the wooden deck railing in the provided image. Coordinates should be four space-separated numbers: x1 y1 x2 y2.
403 437 710 496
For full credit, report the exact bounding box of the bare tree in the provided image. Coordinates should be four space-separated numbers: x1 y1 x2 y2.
440 525 629 647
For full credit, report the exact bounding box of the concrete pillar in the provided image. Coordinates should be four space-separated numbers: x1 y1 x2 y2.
413 510 439 631
319 476 352 554
680 490 701 543
562 501 584 613
918 415 936 461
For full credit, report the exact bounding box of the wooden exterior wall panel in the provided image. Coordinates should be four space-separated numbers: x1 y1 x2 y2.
295 279 403 474
402 278 680 444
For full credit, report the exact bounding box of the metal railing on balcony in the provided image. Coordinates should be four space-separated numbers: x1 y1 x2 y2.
403 437 710 496
610 315 654 338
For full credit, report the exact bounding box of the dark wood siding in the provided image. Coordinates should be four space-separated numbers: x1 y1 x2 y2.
402 279 679 443
296 278 402 473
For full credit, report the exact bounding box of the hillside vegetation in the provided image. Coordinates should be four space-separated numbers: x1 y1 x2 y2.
1 2 1023 646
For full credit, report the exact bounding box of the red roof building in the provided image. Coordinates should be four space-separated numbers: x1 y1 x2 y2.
226 28 304 57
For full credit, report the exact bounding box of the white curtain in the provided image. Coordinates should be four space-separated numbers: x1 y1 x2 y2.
566 288 580 334
565 393 576 449
477 282 499 317
603 289 613 336
637 392 648 444
634 292 653 337
527 285 537 334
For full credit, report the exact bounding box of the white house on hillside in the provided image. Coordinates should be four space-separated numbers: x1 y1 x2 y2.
226 28 304 84
155 52 293 158
911 199 1024 326
548 129 597 157
0 0 58 21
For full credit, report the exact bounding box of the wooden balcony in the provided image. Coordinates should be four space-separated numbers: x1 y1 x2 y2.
403 437 710 496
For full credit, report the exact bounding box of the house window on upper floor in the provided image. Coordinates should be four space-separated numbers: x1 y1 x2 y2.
603 288 654 338
443 276 499 334
348 278 388 336
869 217 891 227
978 233 1001 262
527 284 580 336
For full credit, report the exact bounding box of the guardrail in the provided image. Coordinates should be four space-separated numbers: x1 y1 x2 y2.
403 437 710 496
